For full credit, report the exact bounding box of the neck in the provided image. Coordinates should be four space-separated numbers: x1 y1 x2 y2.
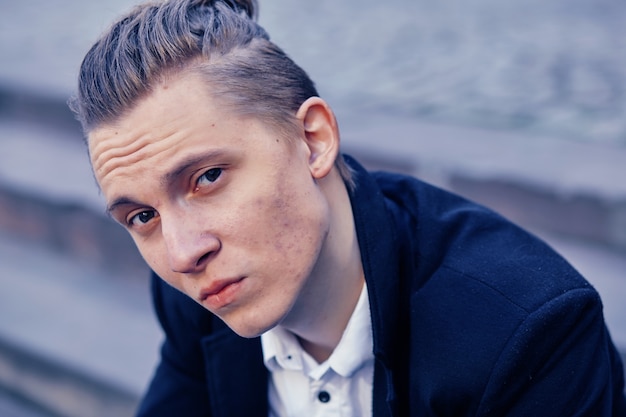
298 335 339 364
280 170 364 363
295 274 364 364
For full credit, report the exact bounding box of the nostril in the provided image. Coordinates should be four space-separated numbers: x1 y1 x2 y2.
196 252 210 266
195 238 221 267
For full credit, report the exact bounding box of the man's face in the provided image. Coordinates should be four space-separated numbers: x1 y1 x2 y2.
88 73 332 338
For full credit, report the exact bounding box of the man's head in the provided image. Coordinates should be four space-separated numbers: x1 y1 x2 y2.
72 0 363 339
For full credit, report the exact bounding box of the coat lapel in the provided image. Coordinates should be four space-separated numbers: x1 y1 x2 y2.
202 326 268 417
346 156 410 416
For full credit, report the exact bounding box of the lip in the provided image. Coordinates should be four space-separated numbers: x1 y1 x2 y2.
199 277 245 310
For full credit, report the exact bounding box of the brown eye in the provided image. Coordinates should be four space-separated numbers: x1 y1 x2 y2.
198 168 222 185
130 210 156 226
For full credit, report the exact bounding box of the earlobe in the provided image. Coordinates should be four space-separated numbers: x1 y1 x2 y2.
296 97 340 179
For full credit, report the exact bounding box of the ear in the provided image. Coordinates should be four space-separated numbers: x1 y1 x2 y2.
295 97 340 180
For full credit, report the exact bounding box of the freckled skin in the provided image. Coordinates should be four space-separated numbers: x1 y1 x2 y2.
88 73 364 353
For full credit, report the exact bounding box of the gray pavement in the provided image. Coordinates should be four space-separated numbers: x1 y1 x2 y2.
0 232 157 398
0 387 55 417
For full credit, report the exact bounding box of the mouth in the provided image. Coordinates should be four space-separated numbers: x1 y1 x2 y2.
199 277 246 310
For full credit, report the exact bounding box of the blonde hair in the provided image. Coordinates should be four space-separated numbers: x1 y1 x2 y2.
70 0 353 183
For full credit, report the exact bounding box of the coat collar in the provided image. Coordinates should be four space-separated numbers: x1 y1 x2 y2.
345 156 409 416
345 155 404 365
202 319 268 417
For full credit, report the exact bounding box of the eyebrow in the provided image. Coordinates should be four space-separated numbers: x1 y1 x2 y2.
105 149 229 216
161 149 227 187
106 196 138 217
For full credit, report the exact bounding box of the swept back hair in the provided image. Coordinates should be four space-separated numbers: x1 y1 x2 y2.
69 0 353 183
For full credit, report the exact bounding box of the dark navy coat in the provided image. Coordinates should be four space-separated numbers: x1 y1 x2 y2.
137 156 626 416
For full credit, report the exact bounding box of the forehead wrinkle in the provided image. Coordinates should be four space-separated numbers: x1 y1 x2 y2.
92 124 188 182
90 83 198 180
93 134 151 177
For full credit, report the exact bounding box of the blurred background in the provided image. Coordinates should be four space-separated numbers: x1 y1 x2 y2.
1 0 625 415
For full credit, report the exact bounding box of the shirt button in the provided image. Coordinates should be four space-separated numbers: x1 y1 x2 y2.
317 391 331 403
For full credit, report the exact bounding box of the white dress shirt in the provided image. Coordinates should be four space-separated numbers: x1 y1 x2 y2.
261 284 374 417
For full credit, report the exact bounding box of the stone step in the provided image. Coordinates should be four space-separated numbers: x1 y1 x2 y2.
0 385 57 417
0 229 158 417
337 110 626 253
0 336 141 417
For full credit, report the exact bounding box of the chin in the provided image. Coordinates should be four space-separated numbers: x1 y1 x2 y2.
223 315 280 339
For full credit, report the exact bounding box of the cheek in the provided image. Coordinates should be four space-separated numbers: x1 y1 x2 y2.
261 191 329 265
133 238 184 289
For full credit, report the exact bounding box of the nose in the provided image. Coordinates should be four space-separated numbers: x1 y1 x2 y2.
161 215 221 274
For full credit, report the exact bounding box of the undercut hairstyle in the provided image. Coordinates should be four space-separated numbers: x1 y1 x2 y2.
69 0 353 184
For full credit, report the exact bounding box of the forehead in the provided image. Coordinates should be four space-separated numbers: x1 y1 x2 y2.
87 72 290 196
88 68 296 158
90 71 210 138
89 74 235 168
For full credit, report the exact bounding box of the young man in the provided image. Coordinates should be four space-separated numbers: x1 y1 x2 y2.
71 0 626 415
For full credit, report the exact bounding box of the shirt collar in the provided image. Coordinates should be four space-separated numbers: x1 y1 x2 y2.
261 283 373 378
261 322 304 373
